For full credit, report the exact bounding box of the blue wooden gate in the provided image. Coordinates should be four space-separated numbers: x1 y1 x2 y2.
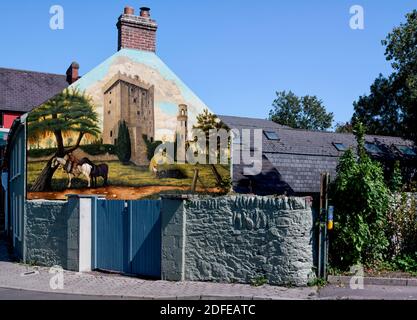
93 199 161 278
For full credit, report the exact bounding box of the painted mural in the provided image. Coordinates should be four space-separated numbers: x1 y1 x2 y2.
26 49 230 200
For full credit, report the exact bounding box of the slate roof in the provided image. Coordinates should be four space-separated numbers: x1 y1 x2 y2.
0 67 68 113
219 115 416 195
219 115 415 157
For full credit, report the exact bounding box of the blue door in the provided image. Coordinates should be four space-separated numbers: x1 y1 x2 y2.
93 199 161 278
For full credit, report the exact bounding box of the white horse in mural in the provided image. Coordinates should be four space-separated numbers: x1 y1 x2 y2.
51 157 92 188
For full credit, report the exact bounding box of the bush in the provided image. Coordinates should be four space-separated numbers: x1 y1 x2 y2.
28 148 57 158
79 144 115 156
387 193 417 257
142 134 162 161
115 121 131 164
330 123 390 269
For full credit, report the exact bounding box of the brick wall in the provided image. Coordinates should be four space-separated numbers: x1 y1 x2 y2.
117 11 158 52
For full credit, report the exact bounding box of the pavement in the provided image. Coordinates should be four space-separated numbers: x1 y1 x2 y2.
2 238 417 300
0 261 317 300
318 284 417 300
0 238 316 300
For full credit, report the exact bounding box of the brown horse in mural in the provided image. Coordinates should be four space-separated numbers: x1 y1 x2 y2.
79 157 109 188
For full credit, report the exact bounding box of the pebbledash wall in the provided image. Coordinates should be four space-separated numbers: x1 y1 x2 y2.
23 195 93 272
22 194 315 286
161 195 315 286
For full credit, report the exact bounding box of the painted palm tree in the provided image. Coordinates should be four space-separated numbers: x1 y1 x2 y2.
193 108 229 186
27 89 100 191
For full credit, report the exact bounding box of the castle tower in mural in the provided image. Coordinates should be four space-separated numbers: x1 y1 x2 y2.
176 104 188 162
103 72 155 165
177 104 188 142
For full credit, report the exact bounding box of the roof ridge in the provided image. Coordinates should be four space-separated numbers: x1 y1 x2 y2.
0 66 65 77
218 114 409 140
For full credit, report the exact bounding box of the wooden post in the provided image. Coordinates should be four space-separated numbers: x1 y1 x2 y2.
318 172 330 279
323 172 330 279
318 173 324 278
191 169 199 192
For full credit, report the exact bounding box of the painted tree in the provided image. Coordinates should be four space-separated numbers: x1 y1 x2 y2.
115 120 131 164
193 109 229 185
27 89 100 191
269 91 334 130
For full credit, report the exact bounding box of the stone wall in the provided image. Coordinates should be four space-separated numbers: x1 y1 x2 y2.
25 197 79 271
161 195 314 286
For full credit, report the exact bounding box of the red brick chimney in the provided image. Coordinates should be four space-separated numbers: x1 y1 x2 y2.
117 6 158 52
66 62 80 84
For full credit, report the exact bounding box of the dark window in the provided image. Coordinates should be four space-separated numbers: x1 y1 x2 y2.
396 145 416 156
133 98 137 103
333 143 348 151
109 100 112 105
110 131 113 138
108 110 111 115
263 131 279 140
365 142 382 154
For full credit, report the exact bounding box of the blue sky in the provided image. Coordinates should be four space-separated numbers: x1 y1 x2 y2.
0 0 415 125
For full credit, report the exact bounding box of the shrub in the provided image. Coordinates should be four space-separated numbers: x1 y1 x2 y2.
115 121 131 164
28 148 57 158
142 134 162 161
387 193 417 257
79 144 115 156
330 122 390 269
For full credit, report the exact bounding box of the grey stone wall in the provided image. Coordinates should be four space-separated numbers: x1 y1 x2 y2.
161 195 314 286
25 197 79 271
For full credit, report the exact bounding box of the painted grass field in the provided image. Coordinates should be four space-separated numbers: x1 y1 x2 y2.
27 160 230 192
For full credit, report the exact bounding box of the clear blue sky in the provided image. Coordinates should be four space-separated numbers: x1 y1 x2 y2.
0 0 415 125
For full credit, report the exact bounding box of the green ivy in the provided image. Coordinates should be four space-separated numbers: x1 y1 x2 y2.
330 122 390 269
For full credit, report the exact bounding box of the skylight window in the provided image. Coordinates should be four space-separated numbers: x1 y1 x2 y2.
264 131 279 140
365 142 382 154
396 145 416 156
333 143 348 152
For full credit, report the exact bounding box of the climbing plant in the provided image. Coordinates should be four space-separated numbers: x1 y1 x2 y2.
330 122 390 269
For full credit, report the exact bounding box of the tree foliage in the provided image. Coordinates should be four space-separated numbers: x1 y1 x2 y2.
330 122 390 269
268 91 333 130
353 10 417 142
28 88 100 154
115 120 131 164
334 122 353 134
27 89 100 191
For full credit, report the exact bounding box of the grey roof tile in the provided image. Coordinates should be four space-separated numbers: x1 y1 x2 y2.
0 67 68 113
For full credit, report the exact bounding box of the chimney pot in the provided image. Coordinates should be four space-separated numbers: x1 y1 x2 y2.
140 7 151 18
124 6 134 15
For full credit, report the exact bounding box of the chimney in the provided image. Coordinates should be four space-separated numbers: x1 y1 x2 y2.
66 62 80 84
117 6 158 52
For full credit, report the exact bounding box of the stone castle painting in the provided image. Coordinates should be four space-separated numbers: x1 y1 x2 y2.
26 49 230 200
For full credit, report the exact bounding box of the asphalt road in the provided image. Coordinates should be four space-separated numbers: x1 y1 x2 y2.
319 284 417 300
